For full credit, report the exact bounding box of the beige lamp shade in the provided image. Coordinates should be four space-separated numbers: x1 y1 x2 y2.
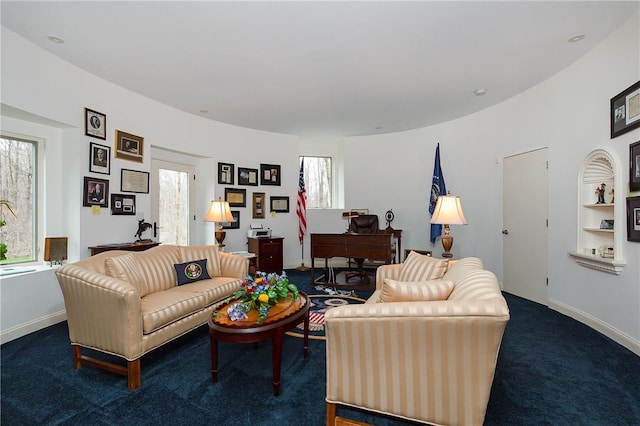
204 198 235 223
430 195 467 225
204 198 235 246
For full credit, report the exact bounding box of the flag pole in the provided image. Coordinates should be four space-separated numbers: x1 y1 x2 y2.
296 238 309 271
296 157 309 271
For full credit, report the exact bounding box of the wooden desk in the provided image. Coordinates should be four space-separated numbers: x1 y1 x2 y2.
88 241 160 256
310 233 393 288
381 228 402 263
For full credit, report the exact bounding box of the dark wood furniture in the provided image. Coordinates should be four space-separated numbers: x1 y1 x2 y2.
403 248 432 261
208 293 309 396
311 233 393 289
88 241 160 256
248 236 284 273
382 228 402 263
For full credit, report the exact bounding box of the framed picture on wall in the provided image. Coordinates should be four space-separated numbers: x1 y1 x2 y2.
121 168 149 193
218 162 234 185
238 167 258 186
270 196 289 213
110 193 136 215
252 192 265 219
225 187 246 207
611 80 640 139
626 196 640 242
84 108 106 140
83 176 109 207
115 130 144 162
89 142 110 175
630 141 640 192
222 210 240 229
260 163 281 186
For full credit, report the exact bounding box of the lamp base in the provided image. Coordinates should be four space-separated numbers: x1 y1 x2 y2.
441 225 454 258
215 229 226 246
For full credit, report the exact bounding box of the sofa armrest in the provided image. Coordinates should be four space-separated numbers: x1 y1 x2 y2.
55 265 144 360
375 263 403 290
324 299 509 426
219 252 249 279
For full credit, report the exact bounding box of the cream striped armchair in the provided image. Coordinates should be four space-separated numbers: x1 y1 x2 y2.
325 256 510 426
55 244 248 390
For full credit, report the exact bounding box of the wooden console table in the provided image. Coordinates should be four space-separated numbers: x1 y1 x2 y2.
310 233 393 289
88 241 160 256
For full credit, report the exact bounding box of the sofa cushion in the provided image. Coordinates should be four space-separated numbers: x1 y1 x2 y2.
379 278 455 302
129 245 181 296
174 259 211 286
398 251 448 282
140 288 206 334
104 253 145 294
179 245 221 277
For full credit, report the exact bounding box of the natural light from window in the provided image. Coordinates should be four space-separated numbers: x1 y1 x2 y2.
0 135 36 264
301 156 332 209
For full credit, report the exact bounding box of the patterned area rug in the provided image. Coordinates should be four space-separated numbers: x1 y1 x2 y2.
286 293 366 340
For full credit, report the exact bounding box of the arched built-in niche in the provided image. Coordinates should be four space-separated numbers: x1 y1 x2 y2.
568 148 625 274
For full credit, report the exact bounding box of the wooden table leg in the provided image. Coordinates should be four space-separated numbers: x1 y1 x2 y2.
272 327 283 396
209 328 219 383
303 308 309 358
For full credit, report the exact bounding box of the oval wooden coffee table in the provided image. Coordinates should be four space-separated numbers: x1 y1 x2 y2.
208 292 309 396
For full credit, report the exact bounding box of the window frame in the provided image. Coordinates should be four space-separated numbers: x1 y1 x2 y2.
0 132 40 265
300 155 335 209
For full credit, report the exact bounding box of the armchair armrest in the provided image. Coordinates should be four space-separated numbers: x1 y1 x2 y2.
375 263 403 290
219 252 249 279
325 299 509 426
55 265 143 360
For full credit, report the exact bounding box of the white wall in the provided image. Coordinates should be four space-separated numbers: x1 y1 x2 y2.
1 14 639 353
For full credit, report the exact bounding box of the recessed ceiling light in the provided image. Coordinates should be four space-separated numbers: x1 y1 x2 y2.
47 35 64 44
568 34 585 43
474 89 487 96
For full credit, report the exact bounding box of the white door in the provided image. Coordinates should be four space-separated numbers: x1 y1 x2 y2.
503 148 548 305
151 159 195 245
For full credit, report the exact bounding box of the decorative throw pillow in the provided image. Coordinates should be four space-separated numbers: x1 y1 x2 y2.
379 279 455 303
398 250 448 282
178 245 221 277
104 253 144 288
174 258 211 286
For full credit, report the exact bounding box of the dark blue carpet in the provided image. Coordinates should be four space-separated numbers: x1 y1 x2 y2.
1 269 639 425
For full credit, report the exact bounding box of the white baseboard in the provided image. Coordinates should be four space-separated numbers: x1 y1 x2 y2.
1 310 67 345
548 299 640 356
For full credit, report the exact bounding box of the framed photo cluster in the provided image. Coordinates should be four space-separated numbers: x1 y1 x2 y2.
84 107 150 216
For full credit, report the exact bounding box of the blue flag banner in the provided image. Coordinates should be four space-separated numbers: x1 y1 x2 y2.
429 143 447 244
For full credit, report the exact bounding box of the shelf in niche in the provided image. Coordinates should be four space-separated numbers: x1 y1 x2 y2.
582 203 614 208
582 228 614 233
568 251 625 275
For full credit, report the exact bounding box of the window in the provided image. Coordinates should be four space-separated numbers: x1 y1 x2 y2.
301 156 332 208
0 135 37 264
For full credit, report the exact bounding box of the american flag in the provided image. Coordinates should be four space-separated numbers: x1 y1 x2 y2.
296 158 307 243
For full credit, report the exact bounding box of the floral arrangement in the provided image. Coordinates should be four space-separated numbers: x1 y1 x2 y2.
224 271 299 324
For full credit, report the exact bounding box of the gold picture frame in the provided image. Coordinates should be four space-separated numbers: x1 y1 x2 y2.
253 192 265 219
115 130 144 163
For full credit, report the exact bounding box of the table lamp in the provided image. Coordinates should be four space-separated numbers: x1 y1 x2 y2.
430 192 467 258
204 197 235 246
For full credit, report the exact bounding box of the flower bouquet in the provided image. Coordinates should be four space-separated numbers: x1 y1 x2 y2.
224 271 300 324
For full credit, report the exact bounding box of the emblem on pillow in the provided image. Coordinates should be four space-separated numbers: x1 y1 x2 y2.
174 259 211 285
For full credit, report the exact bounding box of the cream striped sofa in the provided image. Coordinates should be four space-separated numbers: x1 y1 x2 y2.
55 244 248 390
325 256 510 426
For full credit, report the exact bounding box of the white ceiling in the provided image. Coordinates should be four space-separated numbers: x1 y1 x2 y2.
2 1 638 137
